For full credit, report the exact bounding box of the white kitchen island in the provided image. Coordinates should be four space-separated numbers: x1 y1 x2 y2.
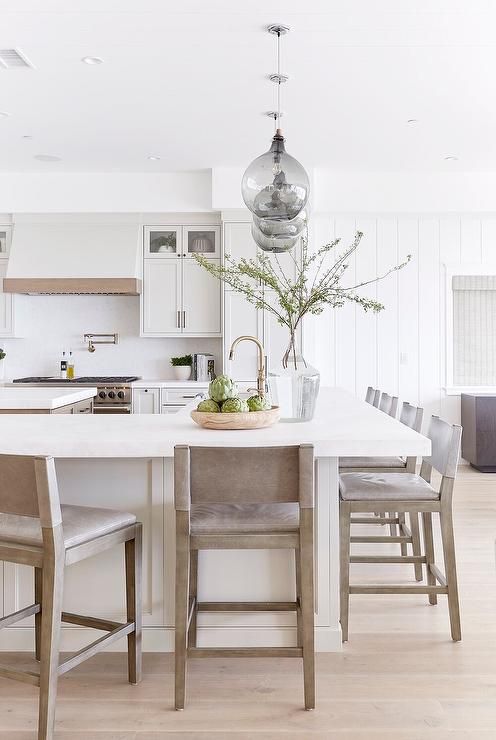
0 387 97 412
0 387 430 653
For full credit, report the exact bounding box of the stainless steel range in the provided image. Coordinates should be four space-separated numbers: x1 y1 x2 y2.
12 376 140 414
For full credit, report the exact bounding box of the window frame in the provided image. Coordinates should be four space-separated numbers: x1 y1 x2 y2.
445 262 496 394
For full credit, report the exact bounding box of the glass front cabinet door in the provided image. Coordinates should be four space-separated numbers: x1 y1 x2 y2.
184 226 220 259
0 226 12 258
144 226 182 258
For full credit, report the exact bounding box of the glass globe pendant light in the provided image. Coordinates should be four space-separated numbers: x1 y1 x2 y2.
253 206 310 239
251 221 299 254
241 25 310 226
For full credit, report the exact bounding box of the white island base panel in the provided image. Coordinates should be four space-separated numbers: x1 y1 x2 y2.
0 388 429 653
0 456 341 653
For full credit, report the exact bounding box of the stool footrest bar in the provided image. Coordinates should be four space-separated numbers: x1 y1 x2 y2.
350 584 448 595
197 601 298 612
187 647 302 658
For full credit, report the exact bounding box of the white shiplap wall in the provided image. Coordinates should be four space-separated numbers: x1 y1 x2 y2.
309 214 496 426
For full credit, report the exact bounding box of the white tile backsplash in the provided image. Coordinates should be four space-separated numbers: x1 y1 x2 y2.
1 294 221 379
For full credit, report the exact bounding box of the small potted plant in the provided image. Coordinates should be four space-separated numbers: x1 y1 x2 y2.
0 348 6 381
170 354 192 381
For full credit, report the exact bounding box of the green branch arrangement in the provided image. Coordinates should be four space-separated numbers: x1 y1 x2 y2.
193 231 411 369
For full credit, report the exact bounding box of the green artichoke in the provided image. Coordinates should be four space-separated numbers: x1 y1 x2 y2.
209 374 238 403
196 399 220 413
221 398 249 413
247 395 271 412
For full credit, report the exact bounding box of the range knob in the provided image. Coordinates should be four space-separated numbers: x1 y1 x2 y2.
108 390 116 399
98 391 106 399
117 390 125 399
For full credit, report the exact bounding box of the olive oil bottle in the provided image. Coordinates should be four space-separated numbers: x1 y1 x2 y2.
67 350 75 380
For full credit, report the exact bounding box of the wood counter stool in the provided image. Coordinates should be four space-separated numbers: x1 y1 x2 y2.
339 416 462 642
174 444 315 711
365 386 376 404
0 454 142 740
340 402 424 579
378 392 399 418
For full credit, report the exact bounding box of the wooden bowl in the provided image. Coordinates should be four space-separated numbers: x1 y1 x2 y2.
190 405 280 430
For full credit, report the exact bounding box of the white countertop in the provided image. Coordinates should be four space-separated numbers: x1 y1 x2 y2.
131 379 209 388
0 387 97 410
0 387 430 458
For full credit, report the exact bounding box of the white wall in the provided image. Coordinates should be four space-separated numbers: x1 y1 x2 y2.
307 212 496 426
0 171 211 213
1 294 221 380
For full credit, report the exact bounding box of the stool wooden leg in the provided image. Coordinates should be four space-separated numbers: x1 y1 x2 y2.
188 550 198 648
175 511 190 710
299 509 315 710
294 549 303 648
34 567 42 662
398 513 408 556
339 501 351 642
440 503 461 641
422 512 437 605
409 513 423 582
38 529 64 740
125 523 142 685
388 512 397 537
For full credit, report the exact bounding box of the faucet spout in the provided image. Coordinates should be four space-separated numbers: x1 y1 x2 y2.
228 335 266 397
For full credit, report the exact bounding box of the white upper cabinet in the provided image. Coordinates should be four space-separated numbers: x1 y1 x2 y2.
0 226 12 258
144 226 182 258
0 226 14 337
184 226 220 259
0 262 14 337
143 260 181 334
144 225 220 260
141 223 222 337
223 222 256 262
182 259 221 335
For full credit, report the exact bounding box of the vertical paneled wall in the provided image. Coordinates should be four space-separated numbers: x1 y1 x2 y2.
310 213 495 426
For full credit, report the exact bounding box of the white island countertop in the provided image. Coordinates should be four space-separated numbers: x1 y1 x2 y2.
0 387 430 458
0 387 97 410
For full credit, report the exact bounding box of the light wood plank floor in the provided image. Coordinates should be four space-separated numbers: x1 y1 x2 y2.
0 466 495 739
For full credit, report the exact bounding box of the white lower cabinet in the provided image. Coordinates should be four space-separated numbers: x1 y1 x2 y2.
161 386 207 414
0 261 14 336
132 387 160 414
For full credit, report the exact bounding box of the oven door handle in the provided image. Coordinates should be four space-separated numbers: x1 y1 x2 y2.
94 405 132 413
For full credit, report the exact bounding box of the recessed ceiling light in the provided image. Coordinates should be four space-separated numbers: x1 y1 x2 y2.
82 56 104 65
444 155 459 161
407 118 419 125
147 155 161 161
34 154 62 162
0 111 10 118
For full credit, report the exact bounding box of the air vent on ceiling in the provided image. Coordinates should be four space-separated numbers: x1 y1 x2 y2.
0 49 33 69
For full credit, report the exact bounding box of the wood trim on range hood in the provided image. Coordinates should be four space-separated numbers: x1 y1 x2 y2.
3 278 142 295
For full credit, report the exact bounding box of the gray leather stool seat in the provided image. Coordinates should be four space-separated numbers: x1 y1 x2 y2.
0 504 136 548
340 472 439 502
339 456 405 469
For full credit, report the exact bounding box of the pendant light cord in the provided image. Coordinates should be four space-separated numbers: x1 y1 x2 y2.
277 30 282 132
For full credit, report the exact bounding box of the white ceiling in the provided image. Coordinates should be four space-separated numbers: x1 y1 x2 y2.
1 0 496 173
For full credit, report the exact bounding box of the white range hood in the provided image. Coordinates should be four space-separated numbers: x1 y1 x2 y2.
4 216 142 295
